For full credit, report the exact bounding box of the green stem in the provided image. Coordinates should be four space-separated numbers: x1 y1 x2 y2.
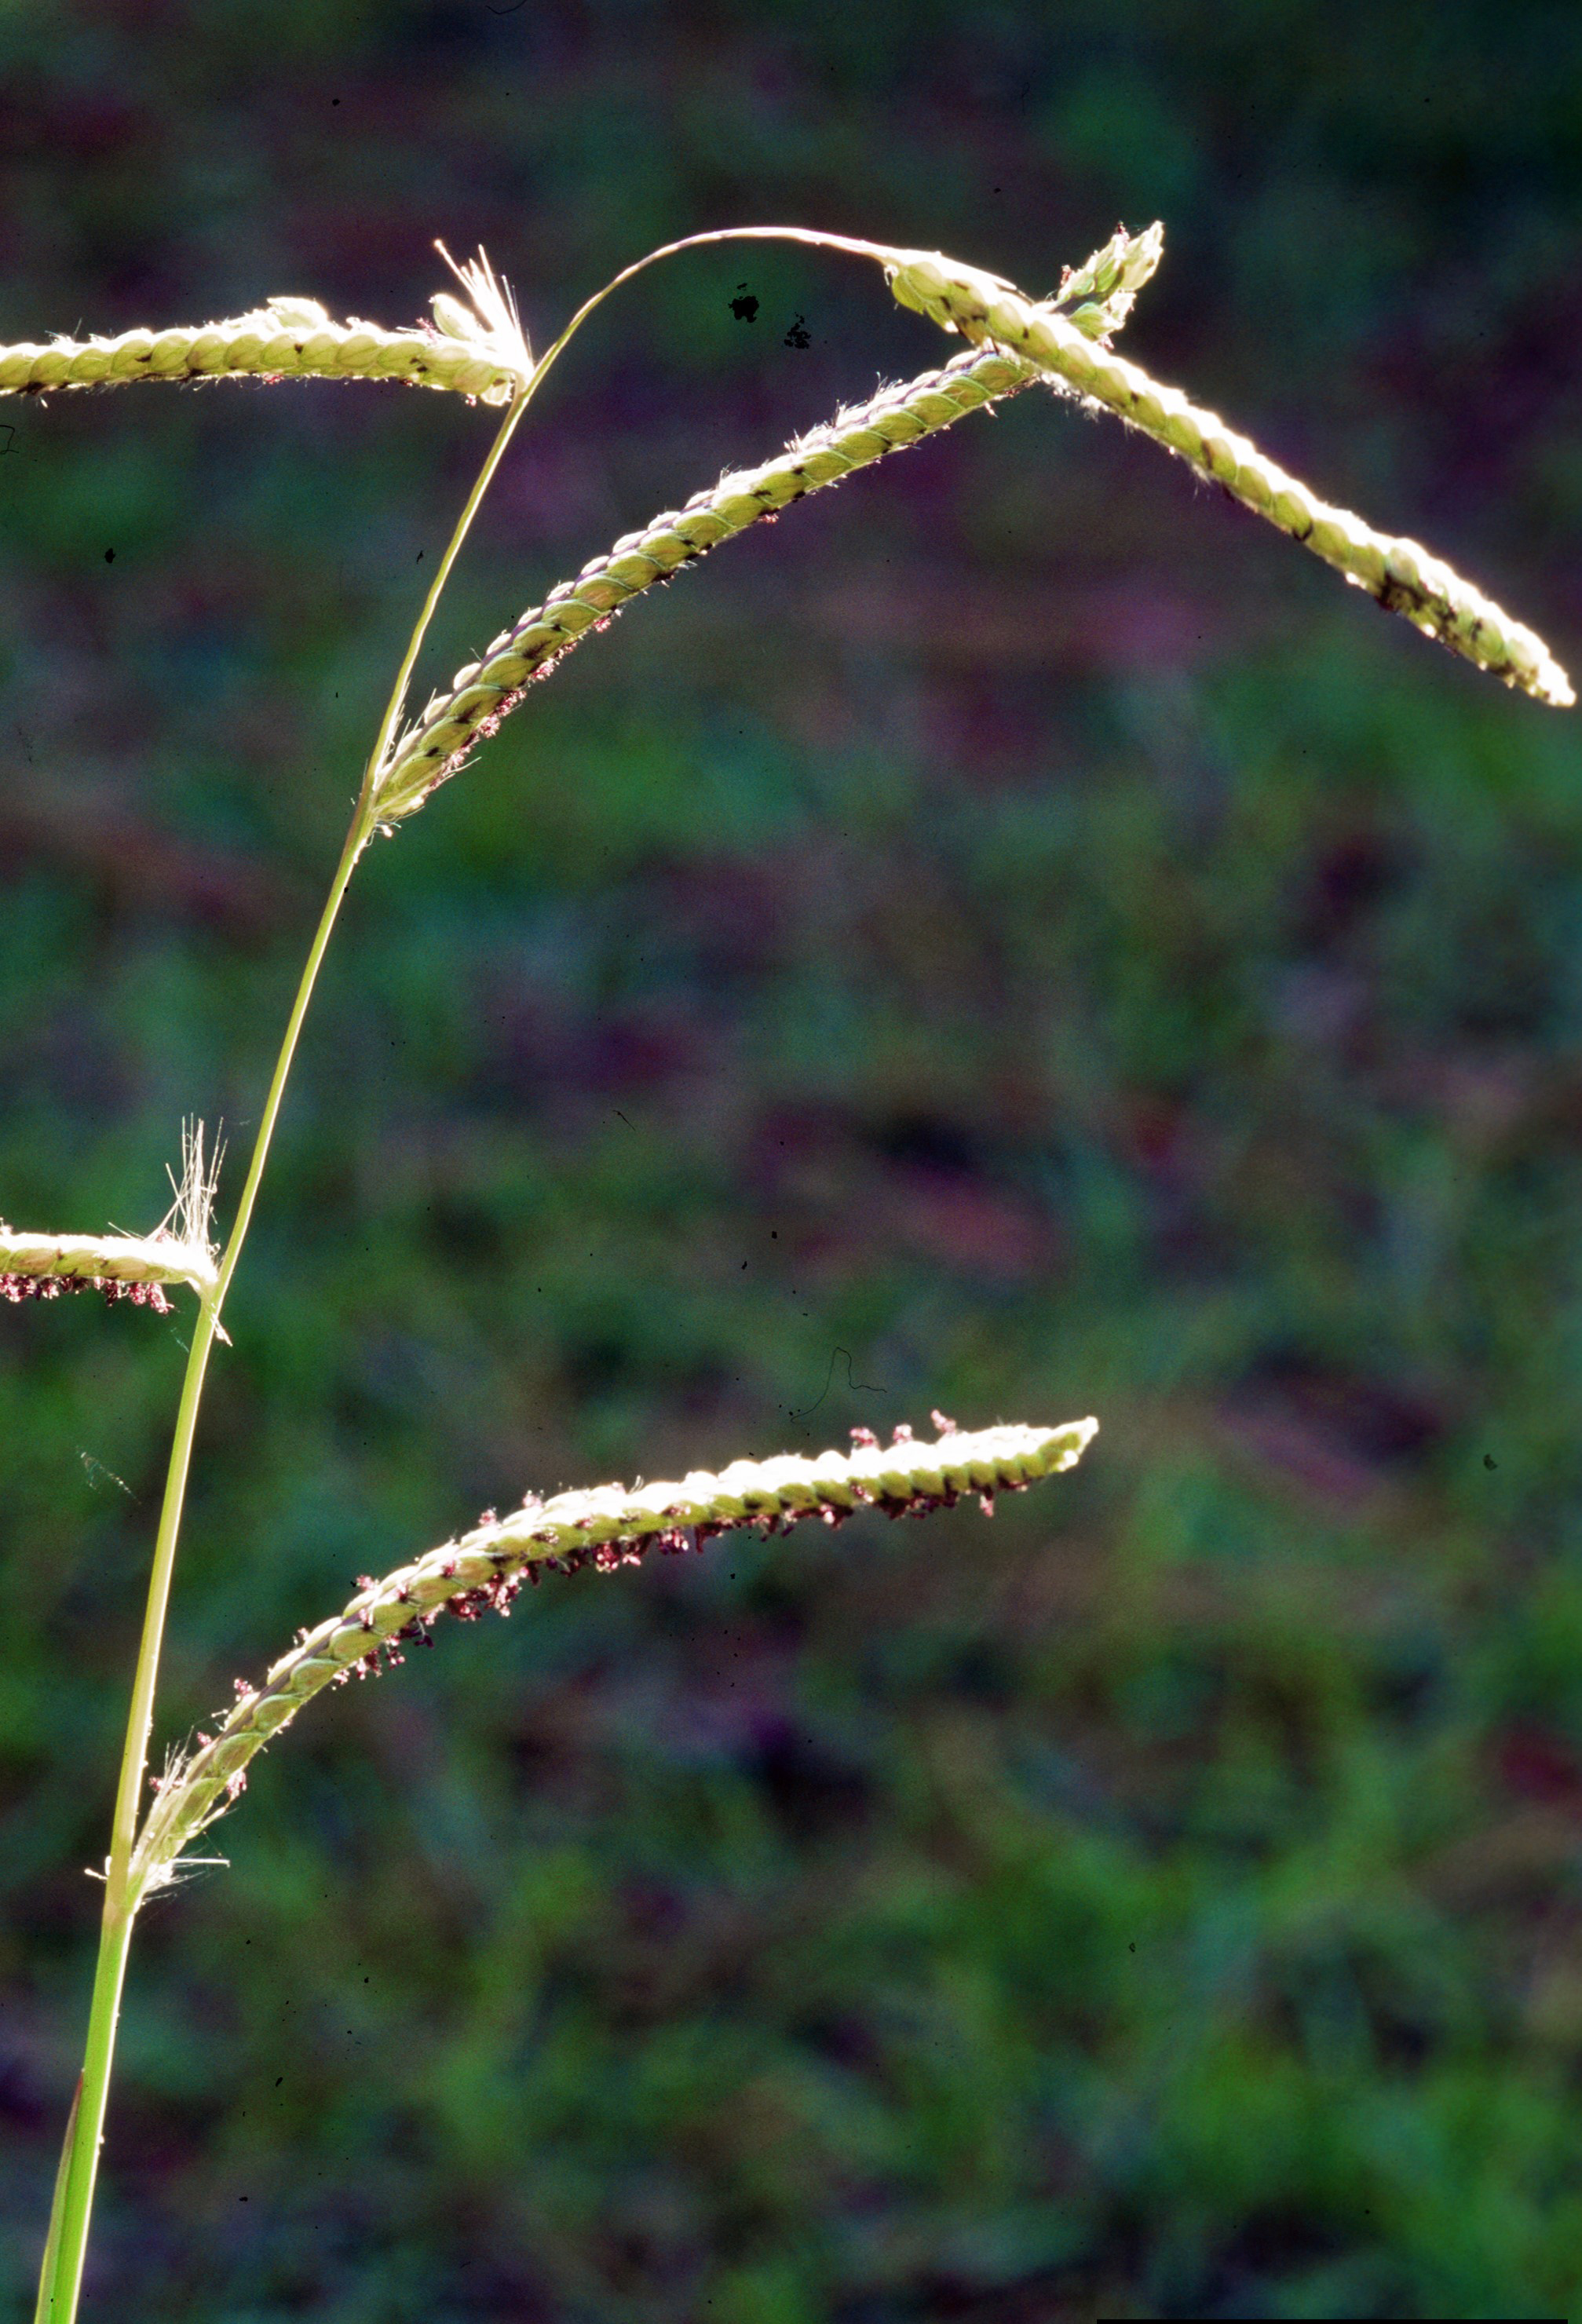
33 826 359 2324
33 2076 80 2319
34 380 533 2324
32 223 911 2318
360 388 534 820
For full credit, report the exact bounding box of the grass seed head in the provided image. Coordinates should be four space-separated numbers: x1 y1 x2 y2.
130 1417 1098 1899
883 243 1572 704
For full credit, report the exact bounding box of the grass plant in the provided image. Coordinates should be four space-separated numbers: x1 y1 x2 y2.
13 217 1568 2320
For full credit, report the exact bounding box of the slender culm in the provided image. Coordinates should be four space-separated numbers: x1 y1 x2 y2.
131 1419 1097 1894
883 248 1573 704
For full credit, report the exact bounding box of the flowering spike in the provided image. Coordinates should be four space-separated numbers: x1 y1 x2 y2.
882 242 1571 704
0 290 529 406
368 335 1054 822
130 1417 1097 1896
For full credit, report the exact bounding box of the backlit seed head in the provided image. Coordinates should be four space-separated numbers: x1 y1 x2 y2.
130 1418 1099 1895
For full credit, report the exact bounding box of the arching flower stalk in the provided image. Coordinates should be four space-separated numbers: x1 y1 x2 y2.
371 213 1567 831
881 243 1573 703
370 340 1048 822
130 1416 1098 1899
0 250 532 405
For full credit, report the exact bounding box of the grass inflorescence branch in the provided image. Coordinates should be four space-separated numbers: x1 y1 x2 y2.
0 273 530 407
371 343 1043 820
0 1229 215 1311
27 203 1568 2322
882 245 1573 705
131 1416 1097 1895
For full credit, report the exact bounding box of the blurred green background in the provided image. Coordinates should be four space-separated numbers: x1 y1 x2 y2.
2 3 1581 2316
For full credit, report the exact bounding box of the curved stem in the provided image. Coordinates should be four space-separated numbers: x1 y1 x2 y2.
34 824 360 2324
31 221 948 2321
516 225 895 417
359 389 534 820
35 378 535 2324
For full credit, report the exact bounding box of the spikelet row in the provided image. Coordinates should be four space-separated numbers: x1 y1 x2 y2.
372 342 1041 820
0 1226 217 1307
0 296 525 406
884 248 1573 706
131 1416 1097 1892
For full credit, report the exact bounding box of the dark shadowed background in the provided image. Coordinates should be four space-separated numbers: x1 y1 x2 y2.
2 4 1581 2318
